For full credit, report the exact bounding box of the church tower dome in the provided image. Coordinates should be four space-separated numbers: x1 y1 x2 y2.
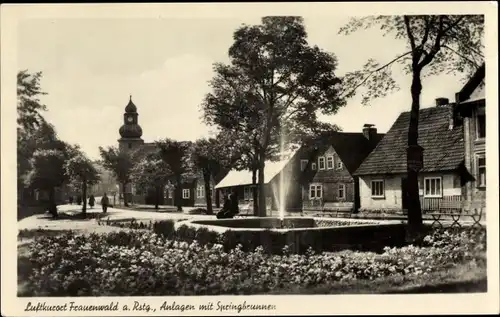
124 97 137 113
118 95 144 151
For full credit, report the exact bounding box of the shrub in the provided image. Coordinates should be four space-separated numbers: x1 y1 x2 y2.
152 219 176 239
21 227 486 296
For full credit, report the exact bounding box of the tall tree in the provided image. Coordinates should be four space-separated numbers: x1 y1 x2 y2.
17 70 47 133
17 70 55 203
65 152 101 215
203 16 345 216
339 15 484 226
191 137 235 215
98 146 134 207
156 139 193 211
130 152 171 210
24 149 67 217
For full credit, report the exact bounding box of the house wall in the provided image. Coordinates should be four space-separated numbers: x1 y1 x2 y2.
359 172 462 212
463 102 486 206
193 178 217 207
301 146 356 210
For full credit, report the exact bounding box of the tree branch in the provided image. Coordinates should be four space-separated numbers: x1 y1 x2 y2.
404 16 417 53
441 45 482 68
341 50 412 99
419 16 466 69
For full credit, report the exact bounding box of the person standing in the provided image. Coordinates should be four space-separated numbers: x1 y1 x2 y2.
88 194 95 209
101 193 109 213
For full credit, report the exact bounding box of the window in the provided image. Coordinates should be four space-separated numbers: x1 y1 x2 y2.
476 107 486 139
326 156 334 169
182 189 190 199
318 156 326 170
196 186 204 198
371 180 385 198
476 154 486 187
244 186 252 200
338 184 345 199
424 177 442 197
336 160 343 170
309 184 323 199
300 159 309 171
311 162 317 170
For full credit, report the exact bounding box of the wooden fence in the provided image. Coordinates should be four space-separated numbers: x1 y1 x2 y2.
419 195 463 212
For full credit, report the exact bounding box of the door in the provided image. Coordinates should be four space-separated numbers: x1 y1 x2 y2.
401 178 409 210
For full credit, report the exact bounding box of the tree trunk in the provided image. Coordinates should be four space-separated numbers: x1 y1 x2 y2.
203 172 213 215
252 168 258 216
407 70 424 227
175 175 183 212
48 187 58 217
155 186 160 210
257 158 266 217
82 179 87 215
122 183 129 207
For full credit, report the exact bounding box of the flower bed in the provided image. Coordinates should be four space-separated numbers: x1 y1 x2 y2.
21 227 486 296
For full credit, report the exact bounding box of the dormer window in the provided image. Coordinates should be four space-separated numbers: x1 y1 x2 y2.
300 159 308 171
326 156 334 169
318 157 326 170
311 162 317 171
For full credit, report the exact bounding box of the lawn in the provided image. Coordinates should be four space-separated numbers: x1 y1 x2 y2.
17 226 486 296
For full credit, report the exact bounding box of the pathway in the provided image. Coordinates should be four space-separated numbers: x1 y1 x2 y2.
18 203 485 233
18 204 214 232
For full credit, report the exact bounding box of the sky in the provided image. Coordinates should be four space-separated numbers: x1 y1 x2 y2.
18 17 470 160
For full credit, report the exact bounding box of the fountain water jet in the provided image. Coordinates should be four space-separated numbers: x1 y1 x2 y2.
278 124 287 228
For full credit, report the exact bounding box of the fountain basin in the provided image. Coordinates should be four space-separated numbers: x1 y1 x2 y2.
175 217 406 254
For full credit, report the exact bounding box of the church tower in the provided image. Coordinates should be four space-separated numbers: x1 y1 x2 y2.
118 96 144 152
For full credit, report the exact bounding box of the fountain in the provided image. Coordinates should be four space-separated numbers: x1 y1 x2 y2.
174 122 406 254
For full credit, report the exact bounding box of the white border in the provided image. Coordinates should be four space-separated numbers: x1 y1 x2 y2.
2 2 499 316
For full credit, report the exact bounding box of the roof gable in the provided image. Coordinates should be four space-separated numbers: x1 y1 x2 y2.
456 63 485 103
312 132 385 174
354 105 464 176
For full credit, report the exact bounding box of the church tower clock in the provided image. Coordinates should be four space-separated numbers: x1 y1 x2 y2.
118 95 144 152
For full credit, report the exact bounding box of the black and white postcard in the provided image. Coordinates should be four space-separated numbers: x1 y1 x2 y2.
1 2 498 316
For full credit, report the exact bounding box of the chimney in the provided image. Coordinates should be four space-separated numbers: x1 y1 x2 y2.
435 97 449 107
448 103 463 130
362 124 377 140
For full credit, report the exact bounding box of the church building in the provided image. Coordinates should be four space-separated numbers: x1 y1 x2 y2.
117 96 218 208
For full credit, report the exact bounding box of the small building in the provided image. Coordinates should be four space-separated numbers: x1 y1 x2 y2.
455 63 486 207
214 149 303 213
300 126 385 212
353 100 470 213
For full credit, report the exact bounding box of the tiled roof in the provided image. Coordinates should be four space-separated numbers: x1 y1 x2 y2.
353 105 464 176
310 131 385 175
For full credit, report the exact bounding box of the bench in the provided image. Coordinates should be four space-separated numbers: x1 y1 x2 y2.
318 202 353 218
234 203 253 218
464 201 485 229
428 200 484 228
